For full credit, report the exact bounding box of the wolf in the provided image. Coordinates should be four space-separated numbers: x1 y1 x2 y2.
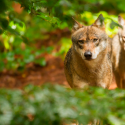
64 14 112 89
112 15 125 89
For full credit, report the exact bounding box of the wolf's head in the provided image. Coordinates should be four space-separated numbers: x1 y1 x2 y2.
118 15 125 49
71 14 108 61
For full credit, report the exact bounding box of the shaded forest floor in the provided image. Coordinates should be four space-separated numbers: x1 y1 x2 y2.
0 28 117 89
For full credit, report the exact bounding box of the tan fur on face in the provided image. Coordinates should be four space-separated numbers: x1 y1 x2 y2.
72 26 107 60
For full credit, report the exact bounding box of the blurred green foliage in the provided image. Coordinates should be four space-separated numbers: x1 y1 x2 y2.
0 0 125 70
0 84 125 125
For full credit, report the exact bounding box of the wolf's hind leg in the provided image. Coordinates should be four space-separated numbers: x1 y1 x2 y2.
122 79 125 89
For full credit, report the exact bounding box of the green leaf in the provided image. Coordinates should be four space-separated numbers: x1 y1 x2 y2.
0 61 5 71
6 52 14 61
22 36 28 44
0 28 4 34
35 57 46 66
24 55 35 63
1 19 9 29
46 46 53 53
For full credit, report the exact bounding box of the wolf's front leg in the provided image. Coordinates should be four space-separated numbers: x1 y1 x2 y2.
73 74 89 89
97 74 112 89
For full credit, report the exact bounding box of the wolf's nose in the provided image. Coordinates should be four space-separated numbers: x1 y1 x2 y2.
84 51 92 59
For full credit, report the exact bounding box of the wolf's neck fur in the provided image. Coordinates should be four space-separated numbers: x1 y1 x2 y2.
72 48 107 73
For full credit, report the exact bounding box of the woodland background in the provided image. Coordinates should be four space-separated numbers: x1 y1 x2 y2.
0 0 125 124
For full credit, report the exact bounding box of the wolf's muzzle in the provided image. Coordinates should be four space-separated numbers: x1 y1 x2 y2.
84 51 92 60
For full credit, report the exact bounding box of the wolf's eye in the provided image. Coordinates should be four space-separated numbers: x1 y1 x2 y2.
78 40 84 44
93 38 98 42
123 36 125 39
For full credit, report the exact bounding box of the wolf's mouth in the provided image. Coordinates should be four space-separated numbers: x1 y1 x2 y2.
85 58 92 61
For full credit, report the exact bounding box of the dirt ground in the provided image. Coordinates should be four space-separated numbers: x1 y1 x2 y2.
0 28 117 89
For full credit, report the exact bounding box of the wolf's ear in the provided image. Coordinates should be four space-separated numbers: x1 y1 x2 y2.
92 14 105 29
72 17 83 33
118 15 125 28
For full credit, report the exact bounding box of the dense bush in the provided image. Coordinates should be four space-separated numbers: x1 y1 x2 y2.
0 84 125 125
